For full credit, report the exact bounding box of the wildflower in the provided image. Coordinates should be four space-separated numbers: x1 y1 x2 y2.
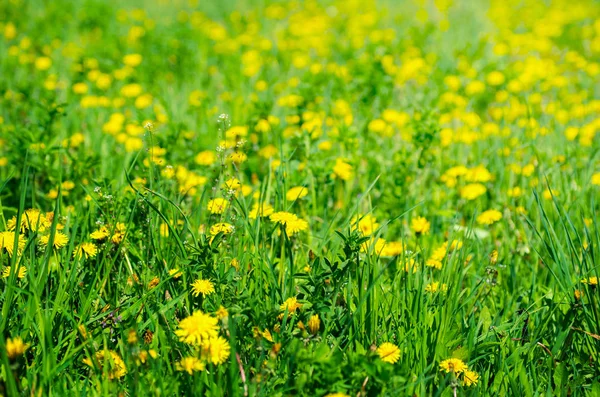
73 242 98 259
0 231 27 256
463 369 480 386
169 268 183 278
351 214 379 236
6 337 29 360
111 223 127 243
83 350 127 379
176 357 205 374
581 277 598 286
286 186 308 201
2 265 27 279
209 223 234 235
332 158 353 181
439 358 468 374
191 278 215 297
39 232 69 249
175 310 219 345
249 202 274 219
377 342 401 364
307 314 320 334
460 183 486 200
90 226 109 240
284 218 309 235
477 209 502 225
280 297 302 313
201 336 231 365
207 198 229 214
216 306 229 320
411 216 430 235
425 282 448 293
195 150 216 166
148 277 160 289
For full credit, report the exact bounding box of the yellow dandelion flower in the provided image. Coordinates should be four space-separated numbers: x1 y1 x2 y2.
73 242 98 259
207 198 229 214
477 209 502 225
280 297 302 313
176 356 205 374
6 337 29 360
439 358 468 374
463 369 480 386
83 350 127 379
286 186 308 201
411 216 430 235
377 342 401 364
175 310 219 345
2 265 27 279
191 279 215 297
39 232 69 249
201 336 231 365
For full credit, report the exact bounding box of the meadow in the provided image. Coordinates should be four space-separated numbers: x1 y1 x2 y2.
1 0 600 395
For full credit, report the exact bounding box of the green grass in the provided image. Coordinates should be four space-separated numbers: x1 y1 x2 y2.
0 0 600 395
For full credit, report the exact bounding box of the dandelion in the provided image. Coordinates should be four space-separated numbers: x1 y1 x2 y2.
280 297 302 313
477 209 502 225
286 186 308 201
207 198 229 214
90 226 110 240
73 242 98 259
201 336 231 365
439 358 468 374
5 337 28 360
377 342 400 364
463 369 480 386
175 311 219 345
351 214 379 236
209 222 234 235
581 277 598 286
83 350 127 379
176 357 205 374
0 231 27 256
332 158 353 181
460 183 486 200
39 232 69 249
307 314 320 334
191 278 215 297
411 216 430 235
249 202 274 219
2 265 27 279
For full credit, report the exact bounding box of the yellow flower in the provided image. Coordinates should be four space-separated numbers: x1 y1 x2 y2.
5 336 28 360
39 232 69 249
325 393 350 397
209 223 234 235
439 358 468 374
207 198 229 214
592 173 600 186
280 297 302 313
83 350 127 379
0 231 27 256
377 342 400 364
175 311 219 345
123 53 143 67
351 214 379 236
195 150 216 166
581 277 598 286
249 203 274 219
477 209 502 225
425 281 448 293
463 369 480 386
284 218 309 235
73 242 98 259
191 279 215 297
460 183 486 200
2 265 27 279
411 216 430 235
332 158 353 181
201 336 231 365
307 314 320 334
286 186 308 201
176 357 205 374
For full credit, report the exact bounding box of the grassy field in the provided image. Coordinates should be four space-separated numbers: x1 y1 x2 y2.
1 0 600 395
